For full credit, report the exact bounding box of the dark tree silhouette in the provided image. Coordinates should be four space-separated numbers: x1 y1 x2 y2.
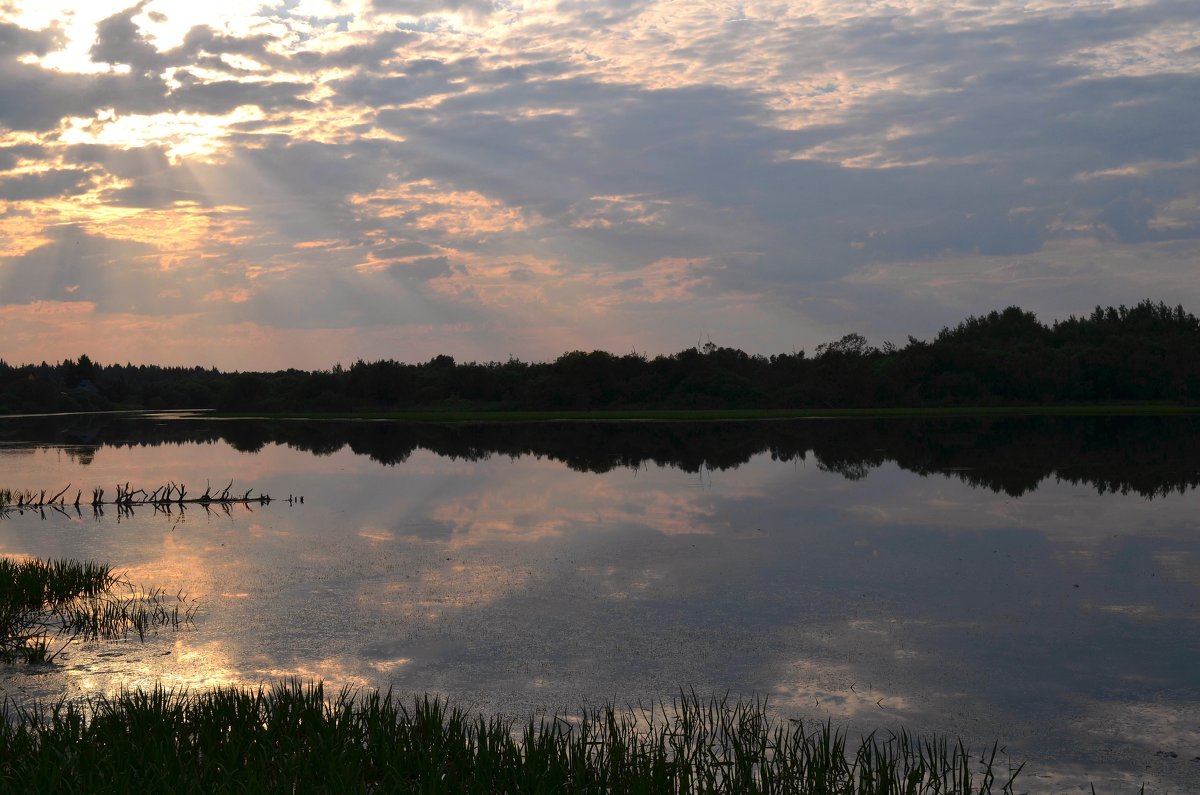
1 300 1198 414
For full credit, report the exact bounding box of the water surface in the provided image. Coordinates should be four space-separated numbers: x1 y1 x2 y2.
1 414 1198 792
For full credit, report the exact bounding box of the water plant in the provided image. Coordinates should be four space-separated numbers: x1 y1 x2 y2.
0 681 1025 793
0 557 195 664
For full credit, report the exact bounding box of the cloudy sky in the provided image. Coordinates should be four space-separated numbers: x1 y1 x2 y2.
0 1 1197 369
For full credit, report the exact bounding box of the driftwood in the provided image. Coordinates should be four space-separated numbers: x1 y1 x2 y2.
0 482 302 519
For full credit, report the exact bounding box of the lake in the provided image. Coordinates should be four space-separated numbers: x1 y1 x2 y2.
1 413 1198 792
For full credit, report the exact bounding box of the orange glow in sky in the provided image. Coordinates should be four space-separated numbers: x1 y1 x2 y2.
1 1 1199 368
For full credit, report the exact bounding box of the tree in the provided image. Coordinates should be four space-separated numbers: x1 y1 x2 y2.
815 333 872 358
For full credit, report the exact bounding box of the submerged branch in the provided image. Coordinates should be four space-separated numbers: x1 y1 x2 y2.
0 481 286 514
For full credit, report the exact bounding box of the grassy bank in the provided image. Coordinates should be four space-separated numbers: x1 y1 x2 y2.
0 557 193 663
0 681 1023 794
213 403 1200 422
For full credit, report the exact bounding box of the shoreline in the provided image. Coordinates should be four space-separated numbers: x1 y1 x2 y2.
208 404 1200 422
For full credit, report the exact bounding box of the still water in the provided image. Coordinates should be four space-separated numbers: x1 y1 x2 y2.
1 413 1198 792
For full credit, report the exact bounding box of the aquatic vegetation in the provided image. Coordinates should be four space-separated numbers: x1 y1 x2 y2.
0 557 195 664
0 682 1024 793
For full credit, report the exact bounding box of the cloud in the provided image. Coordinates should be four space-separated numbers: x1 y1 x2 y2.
0 19 62 57
166 74 314 115
0 168 92 200
369 0 495 21
169 24 287 70
90 1 163 74
0 53 163 131
63 143 206 207
0 0 1199 366
0 224 162 310
386 254 450 282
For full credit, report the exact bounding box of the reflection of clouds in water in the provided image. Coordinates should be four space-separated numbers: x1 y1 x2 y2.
252 658 379 690
120 532 233 602
369 657 411 674
774 659 915 722
247 521 291 539
1152 550 1200 586
1 431 1199 791
1067 700 1200 792
1096 603 1160 619
59 637 240 701
362 559 534 621
1076 699 1200 754
357 526 396 544
576 564 667 601
417 456 749 547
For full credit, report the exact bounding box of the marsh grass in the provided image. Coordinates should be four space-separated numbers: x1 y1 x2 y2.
0 681 1024 793
0 557 195 664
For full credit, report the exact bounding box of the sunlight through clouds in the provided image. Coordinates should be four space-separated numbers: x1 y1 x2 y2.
59 107 266 161
1 0 1198 366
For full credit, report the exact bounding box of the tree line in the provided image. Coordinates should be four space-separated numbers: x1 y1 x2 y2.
1 299 1198 414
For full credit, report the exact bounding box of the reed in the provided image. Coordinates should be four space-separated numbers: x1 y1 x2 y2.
0 681 1027 794
0 557 195 663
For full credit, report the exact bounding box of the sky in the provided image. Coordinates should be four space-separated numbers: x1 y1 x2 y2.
0 0 1198 370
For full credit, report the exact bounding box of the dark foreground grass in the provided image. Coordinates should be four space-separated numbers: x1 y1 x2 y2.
0 557 194 663
0 681 1023 794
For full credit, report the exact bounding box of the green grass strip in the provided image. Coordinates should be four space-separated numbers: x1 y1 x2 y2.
0 681 1029 794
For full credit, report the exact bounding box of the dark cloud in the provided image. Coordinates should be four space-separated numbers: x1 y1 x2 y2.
797 2 1200 176
0 168 92 200
374 75 789 220
370 0 495 18
374 240 439 259
387 255 450 282
169 25 285 69
0 59 166 130
0 11 316 131
183 139 399 232
0 15 164 130
167 74 314 115
289 30 417 71
333 59 472 106
346 0 1200 304
63 144 208 208
0 19 62 57
225 261 466 330
1100 193 1160 244
0 143 44 171
0 225 163 311
550 1 655 29
90 1 164 75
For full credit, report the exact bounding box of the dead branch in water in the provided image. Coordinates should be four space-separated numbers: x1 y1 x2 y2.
0 482 299 518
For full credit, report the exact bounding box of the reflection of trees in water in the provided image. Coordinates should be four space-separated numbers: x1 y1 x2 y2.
817 459 875 481
62 446 97 466
3 415 1200 498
